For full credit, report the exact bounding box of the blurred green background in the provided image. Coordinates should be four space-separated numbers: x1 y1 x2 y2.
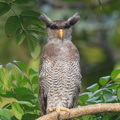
0 0 120 92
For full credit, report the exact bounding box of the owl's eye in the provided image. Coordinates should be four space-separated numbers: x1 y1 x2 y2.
50 25 58 29
64 24 70 29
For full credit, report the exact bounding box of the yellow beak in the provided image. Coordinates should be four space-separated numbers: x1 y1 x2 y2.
58 29 63 38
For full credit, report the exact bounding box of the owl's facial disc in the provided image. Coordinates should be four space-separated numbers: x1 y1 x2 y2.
58 29 63 38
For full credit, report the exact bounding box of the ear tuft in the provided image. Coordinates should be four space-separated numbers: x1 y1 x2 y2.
39 13 53 27
67 13 80 26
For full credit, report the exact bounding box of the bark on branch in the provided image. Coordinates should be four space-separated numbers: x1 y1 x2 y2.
36 103 120 120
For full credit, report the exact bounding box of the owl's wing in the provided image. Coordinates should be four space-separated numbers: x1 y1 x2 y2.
73 87 80 108
71 60 81 108
38 55 47 115
38 79 47 115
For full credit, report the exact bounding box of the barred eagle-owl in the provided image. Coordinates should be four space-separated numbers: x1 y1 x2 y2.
39 13 82 116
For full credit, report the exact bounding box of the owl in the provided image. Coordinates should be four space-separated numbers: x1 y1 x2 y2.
39 13 82 116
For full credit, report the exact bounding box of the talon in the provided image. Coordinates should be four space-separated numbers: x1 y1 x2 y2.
56 108 60 113
48 106 56 113
49 108 53 112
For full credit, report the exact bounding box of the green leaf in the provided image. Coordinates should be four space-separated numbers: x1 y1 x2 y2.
12 102 24 120
13 60 27 72
78 93 89 105
5 63 13 82
2 91 16 99
117 87 120 100
99 76 110 86
16 28 26 45
5 63 13 79
103 94 117 102
0 2 11 16
14 87 36 101
1 68 10 90
92 88 109 97
86 96 102 103
0 87 6 95
0 97 2 102
14 87 32 96
16 101 35 107
32 76 38 84
6 63 13 72
28 35 40 60
111 69 120 79
27 24 46 36
0 65 3 82
86 83 99 93
20 10 40 22
13 65 23 80
0 109 11 120
81 115 97 120
106 83 118 90
27 24 44 31
20 10 40 18
2 103 12 109
28 68 38 75
21 93 36 101
17 76 28 87
5 16 22 36
34 87 38 94
114 78 120 84
102 113 120 120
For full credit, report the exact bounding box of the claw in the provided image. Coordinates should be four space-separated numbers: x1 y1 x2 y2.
49 108 53 112
48 106 56 113
48 106 70 114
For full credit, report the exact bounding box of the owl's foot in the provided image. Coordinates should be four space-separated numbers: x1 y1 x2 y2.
48 106 56 113
56 107 70 120
56 107 69 113
48 106 69 113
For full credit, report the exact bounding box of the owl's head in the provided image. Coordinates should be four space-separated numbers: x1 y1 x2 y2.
39 13 80 41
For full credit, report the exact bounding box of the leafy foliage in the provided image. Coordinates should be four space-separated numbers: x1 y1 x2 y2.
0 2 11 16
5 16 22 36
77 69 120 120
28 35 41 60
0 1 45 60
0 61 40 120
0 61 120 119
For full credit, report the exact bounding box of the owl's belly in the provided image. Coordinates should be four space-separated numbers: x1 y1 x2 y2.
40 60 81 95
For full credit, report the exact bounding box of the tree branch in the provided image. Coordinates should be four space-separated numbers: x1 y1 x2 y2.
37 0 119 9
36 103 120 120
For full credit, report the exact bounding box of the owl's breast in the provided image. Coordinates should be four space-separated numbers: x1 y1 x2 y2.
40 40 81 95
42 41 79 62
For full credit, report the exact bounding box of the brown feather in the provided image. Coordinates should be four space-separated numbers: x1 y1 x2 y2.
39 53 47 115
38 13 81 117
